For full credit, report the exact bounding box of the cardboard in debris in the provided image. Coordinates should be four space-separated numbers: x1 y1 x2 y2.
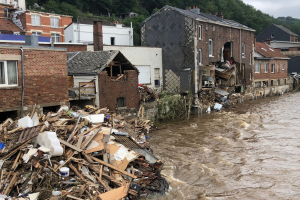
99 186 126 200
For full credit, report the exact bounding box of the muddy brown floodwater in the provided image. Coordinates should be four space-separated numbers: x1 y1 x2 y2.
144 92 300 200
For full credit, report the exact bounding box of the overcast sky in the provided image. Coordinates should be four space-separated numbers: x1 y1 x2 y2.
242 0 300 19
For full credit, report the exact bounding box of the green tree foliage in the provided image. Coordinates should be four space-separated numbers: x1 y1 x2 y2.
26 0 300 46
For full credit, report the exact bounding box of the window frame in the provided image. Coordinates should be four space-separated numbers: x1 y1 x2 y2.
198 25 202 40
4 8 8 18
50 17 59 28
271 64 275 73
32 32 42 36
51 33 60 43
265 63 269 73
198 49 202 65
242 43 245 57
0 61 18 87
31 14 41 26
255 63 260 73
282 64 286 72
110 37 115 45
209 39 213 57
277 64 280 73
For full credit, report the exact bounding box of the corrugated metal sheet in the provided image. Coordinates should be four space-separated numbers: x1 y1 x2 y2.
112 133 142 149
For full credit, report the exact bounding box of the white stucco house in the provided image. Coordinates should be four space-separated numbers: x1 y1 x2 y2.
64 23 133 46
2 0 25 10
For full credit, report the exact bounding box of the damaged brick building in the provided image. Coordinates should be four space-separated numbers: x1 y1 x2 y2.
140 5 255 96
0 36 69 120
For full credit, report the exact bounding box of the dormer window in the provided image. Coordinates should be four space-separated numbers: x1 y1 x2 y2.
271 34 274 38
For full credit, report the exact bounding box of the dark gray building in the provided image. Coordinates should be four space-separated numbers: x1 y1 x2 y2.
140 5 255 95
256 24 298 43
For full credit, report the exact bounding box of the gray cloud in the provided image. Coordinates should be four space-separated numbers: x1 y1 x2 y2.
242 0 300 19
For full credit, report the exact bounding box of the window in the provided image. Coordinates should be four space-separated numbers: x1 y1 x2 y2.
242 43 245 57
271 80 273 86
136 65 150 84
32 32 41 36
255 81 261 88
230 42 233 57
198 25 202 39
209 39 213 57
255 63 261 73
50 17 59 28
265 63 269 73
271 64 275 73
110 37 115 45
250 52 252 65
284 79 287 85
212 26 215 31
51 33 60 42
198 49 202 65
277 79 280 85
282 64 286 72
250 72 252 80
31 15 41 26
271 34 274 38
154 68 160 87
277 64 280 73
117 97 125 107
4 8 8 18
0 61 18 87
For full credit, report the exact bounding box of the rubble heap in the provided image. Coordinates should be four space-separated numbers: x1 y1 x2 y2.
139 85 159 102
0 105 168 200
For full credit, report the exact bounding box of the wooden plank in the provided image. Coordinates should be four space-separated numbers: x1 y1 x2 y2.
96 175 110 191
2 140 32 160
69 164 85 181
54 151 76 171
76 135 84 149
66 195 84 200
3 172 18 195
58 139 83 152
91 157 137 179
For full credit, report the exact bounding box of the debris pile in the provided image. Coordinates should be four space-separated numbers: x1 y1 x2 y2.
0 105 168 199
139 85 159 102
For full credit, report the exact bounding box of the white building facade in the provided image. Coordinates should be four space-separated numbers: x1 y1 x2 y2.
102 45 163 92
2 0 25 10
65 23 133 46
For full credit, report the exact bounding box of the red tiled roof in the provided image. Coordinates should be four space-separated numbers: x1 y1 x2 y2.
255 42 288 58
0 19 24 33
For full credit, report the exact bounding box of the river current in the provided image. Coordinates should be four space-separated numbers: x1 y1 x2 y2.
146 92 300 200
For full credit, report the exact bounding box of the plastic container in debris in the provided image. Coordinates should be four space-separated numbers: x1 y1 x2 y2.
52 191 62 196
36 132 63 156
18 116 33 128
59 167 69 177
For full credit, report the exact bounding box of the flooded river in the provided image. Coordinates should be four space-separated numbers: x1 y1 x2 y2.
147 92 300 200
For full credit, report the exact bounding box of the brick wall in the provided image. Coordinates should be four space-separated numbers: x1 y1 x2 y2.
289 47 297 51
98 70 139 111
19 11 72 42
254 59 288 80
291 35 298 42
197 22 255 85
0 47 68 112
0 5 11 19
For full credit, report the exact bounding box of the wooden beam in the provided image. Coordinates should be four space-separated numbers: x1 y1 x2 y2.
58 139 83 152
91 157 137 179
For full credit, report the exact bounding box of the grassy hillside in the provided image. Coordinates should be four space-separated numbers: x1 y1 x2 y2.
26 0 300 45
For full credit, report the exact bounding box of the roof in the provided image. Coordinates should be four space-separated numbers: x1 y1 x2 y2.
255 42 289 59
67 50 137 75
26 10 73 18
142 5 255 32
0 19 24 33
274 24 298 37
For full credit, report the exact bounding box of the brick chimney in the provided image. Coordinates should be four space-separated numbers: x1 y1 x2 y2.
216 12 224 19
93 21 103 51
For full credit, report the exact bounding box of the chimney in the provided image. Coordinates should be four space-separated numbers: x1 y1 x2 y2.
25 35 38 47
189 7 191 9
193 6 195 9
93 21 103 51
216 12 224 19
266 38 271 45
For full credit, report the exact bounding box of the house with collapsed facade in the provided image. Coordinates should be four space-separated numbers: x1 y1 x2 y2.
254 42 290 96
0 35 69 120
67 50 139 111
140 5 255 97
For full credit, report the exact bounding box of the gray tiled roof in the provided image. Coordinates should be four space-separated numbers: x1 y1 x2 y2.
67 51 118 75
274 24 298 36
142 5 255 32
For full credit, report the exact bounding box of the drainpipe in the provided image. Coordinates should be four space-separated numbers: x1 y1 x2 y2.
20 47 24 117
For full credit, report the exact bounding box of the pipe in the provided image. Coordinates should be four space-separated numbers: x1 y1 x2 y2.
20 47 24 117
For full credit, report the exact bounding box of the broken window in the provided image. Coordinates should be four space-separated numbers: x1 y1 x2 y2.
198 49 202 65
285 79 287 84
242 43 245 57
117 97 125 107
263 81 268 87
265 63 269 73
198 25 202 39
0 61 18 86
255 63 260 73
255 81 261 88
271 64 275 73
282 64 286 72
271 80 274 86
111 37 115 45
209 39 213 57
